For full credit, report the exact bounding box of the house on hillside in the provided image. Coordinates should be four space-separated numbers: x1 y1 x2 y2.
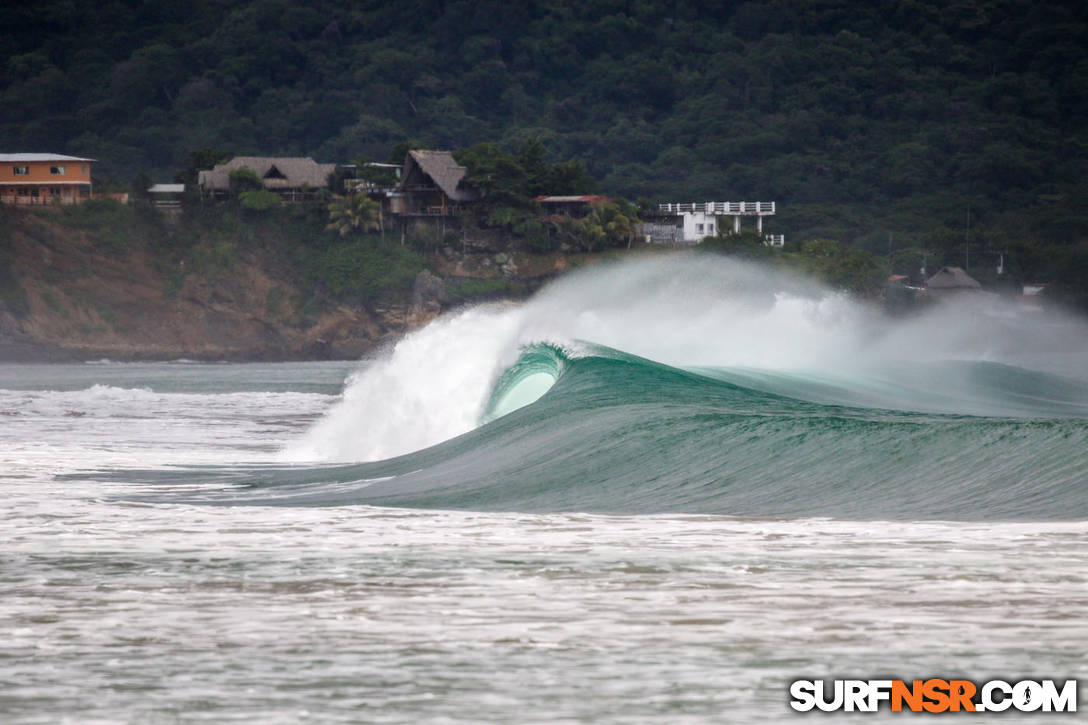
0 153 95 206
148 183 185 209
390 150 478 217
198 157 338 201
343 162 401 193
926 266 981 295
534 195 606 218
641 201 783 246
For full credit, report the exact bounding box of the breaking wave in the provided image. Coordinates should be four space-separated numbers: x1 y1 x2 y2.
146 256 1088 519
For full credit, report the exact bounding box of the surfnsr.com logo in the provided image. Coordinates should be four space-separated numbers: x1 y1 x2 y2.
789 679 1077 713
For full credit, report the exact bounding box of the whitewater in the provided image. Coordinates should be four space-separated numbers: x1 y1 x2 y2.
2 255 1086 722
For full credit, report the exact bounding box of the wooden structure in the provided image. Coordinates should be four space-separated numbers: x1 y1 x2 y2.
343 162 401 194
0 153 94 206
391 150 478 217
534 195 606 217
198 157 337 201
148 183 185 209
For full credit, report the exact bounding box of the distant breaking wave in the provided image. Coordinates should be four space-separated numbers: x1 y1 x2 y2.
163 256 1088 519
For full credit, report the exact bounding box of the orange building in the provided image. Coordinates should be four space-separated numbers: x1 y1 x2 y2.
0 153 95 206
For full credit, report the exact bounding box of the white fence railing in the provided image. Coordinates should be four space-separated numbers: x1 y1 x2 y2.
658 201 775 215
764 234 785 247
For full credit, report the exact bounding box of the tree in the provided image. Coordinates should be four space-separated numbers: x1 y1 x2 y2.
388 140 425 165
485 205 524 242
582 200 639 251
130 172 153 201
888 246 930 283
175 149 232 202
516 137 550 196
239 189 281 211
797 238 885 296
516 218 556 253
228 167 263 194
326 194 381 236
352 159 398 188
6 0 1087 310
549 215 586 251
544 159 595 196
454 142 531 210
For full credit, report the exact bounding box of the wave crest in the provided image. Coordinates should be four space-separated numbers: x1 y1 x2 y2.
285 256 1088 464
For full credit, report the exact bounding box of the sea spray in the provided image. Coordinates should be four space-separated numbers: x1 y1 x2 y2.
281 304 525 462
517 256 871 371
281 258 869 463
283 255 1088 466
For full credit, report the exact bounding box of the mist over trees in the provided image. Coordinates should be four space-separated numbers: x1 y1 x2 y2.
2 0 1086 297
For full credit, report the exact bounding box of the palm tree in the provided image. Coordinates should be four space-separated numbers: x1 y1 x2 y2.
326 194 381 236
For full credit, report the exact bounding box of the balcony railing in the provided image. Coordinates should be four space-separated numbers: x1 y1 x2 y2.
658 201 776 215
1 195 81 206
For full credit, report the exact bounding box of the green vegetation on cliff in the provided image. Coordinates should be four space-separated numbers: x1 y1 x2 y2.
37 199 428 313
4 3 1085 228
2 0 1086 305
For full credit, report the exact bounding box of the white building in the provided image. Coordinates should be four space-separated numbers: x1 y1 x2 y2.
680 210 721 240
643 201 783 246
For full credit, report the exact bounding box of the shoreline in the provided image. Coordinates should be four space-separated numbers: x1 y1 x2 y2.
0 339 384 364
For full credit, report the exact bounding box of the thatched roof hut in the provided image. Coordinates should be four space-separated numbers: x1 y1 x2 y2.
926 266 982 290
198 157 337 192
398 150 477 202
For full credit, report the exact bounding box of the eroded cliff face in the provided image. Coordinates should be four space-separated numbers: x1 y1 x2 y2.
0 212 429 362
0 208 626 362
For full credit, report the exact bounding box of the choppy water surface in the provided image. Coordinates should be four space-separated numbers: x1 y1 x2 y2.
2 258 1087 723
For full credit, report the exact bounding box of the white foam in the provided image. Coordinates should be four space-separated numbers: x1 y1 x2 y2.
280 305 525 463
285 255 1088 463
0 384 329 420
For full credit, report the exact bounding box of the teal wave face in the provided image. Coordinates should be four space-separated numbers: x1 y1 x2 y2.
157 345 1088 520
100 258 1088 520
481 343 566 422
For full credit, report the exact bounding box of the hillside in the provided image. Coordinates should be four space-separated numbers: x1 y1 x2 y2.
1 0 1085 263
0 201 575 361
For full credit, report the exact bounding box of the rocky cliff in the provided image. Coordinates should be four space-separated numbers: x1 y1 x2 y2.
0 208 575 362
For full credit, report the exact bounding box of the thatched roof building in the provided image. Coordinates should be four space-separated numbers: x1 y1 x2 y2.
198 157 337 195
399 150 477 202
926 266 982 290
392 150 478 216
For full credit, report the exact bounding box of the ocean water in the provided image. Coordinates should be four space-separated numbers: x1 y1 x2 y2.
2 256 1086 723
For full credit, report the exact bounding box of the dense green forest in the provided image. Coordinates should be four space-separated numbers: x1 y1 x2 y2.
2 0 1087 300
